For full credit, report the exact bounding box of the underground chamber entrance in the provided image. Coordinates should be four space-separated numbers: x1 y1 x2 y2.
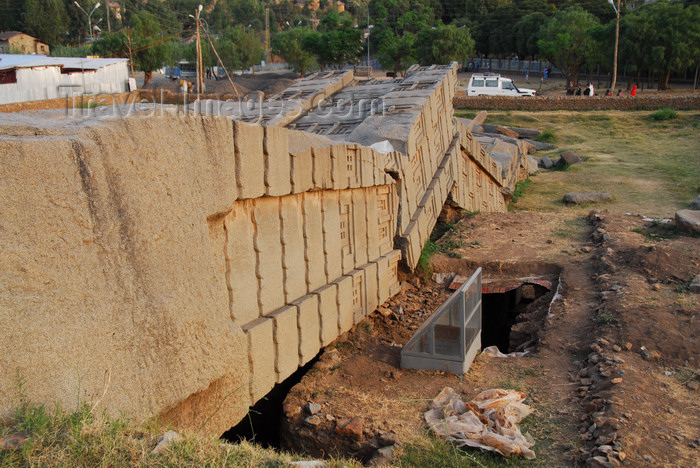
221 353 320 449
480 275 559 353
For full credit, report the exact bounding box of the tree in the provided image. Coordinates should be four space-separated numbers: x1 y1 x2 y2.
217 26 265 73
91 10 172 85
377 30 416 76
130 11 171 86
537 6 600 83
513 12 549 59
302 13 363 69
414 23 474 65
271 27 317 76
23 0 69 47
626 1 700 90
0 0 24 32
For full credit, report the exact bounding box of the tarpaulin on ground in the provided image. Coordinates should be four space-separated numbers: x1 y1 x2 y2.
424 387 536 459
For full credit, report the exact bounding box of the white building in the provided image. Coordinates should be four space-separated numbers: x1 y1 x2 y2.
0 55 129 105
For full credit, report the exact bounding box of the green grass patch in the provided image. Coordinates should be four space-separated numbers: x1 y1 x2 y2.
533 129 556 143
593 311 617 325
553 217 588 240
454 110 478 120
512 178 532 204
649 107 678 121
0 401 360 467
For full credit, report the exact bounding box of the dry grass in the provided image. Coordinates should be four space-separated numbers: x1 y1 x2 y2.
492 111 700 217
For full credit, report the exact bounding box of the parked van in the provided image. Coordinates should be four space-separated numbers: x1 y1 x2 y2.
466 73 536 97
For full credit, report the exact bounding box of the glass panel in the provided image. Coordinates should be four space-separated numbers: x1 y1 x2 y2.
404 327 433 355
464 302 481 350
471 79 484 87
434 300 462 358
485 80 499 88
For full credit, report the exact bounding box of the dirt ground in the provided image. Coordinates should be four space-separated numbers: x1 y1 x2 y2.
280 210 700 467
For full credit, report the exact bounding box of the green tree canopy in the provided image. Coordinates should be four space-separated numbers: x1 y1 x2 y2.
271 27 317 76
537 6 600 82
377 30 415 76
414 23 474 65
23 0 69 47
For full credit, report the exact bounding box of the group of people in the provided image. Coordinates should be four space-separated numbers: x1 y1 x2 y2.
566 82 638 97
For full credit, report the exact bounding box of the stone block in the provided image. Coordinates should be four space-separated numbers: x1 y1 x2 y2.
675 210 700 234
315 283 339 347
312 146 333 190
366 188 380 262
359 146 375 187
359 262 379 317
322 190 342 282
244 317 275 402
303 192 326 292
252 197 285 316
294 294 320 366
233 120 265 199
347 269 366 324
225 202 259 325
339 191 355 275
329 146 342 189
280 195 307 303
291 148 313 193
263 126 291 196
351 189 369 267
334 275 354 334
268 305 299 383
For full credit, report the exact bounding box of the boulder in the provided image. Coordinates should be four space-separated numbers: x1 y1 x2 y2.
675 210 700 234
560 150 582 165
525 139 554 151
540 156 554 169
527 156 539 174
690 195 700 210
472 110 488 126
509 126 543 139
563 192 613 205
496 125 519 138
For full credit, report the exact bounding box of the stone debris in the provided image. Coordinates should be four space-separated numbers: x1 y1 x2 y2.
0 432 27 450
306 402 322 415
151 430 181 455
540 156 554 169
690 195 700 210
559 150 583 165
526 139 554 152
290 461 327 467
424 387 536 460
689 274 700 294
334 417 363 439
563 193 613 205
674 209 700 233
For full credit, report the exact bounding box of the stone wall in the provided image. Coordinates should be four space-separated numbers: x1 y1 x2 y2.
453 95 700 111
0 112 400 436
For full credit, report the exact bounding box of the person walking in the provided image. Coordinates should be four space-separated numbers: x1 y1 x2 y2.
630 84 638 96
588 82 594 96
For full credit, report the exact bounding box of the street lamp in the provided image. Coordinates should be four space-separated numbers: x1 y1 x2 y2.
74 1 101 40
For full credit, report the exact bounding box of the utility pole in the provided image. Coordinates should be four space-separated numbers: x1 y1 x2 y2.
367 8 370 69
611 0 621 92
264 7 270 62
105 1 110 32
195 4 203 94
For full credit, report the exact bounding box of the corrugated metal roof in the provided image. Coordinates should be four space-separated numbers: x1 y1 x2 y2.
0 31 23 41
0 54 128 71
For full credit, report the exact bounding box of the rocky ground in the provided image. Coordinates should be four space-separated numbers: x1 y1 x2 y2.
279 210 699 467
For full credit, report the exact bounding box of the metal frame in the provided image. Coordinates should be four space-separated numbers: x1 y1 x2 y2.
400 268 482 374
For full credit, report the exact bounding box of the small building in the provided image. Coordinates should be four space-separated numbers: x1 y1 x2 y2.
0 54 129 105
0 32 49 55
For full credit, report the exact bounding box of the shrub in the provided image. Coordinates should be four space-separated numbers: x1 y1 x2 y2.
649 108 677 121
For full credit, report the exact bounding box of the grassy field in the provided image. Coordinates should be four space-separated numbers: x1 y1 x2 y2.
455 110 700 217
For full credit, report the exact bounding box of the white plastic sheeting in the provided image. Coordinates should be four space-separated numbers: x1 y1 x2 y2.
0 54 129 105
425 387 536 460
